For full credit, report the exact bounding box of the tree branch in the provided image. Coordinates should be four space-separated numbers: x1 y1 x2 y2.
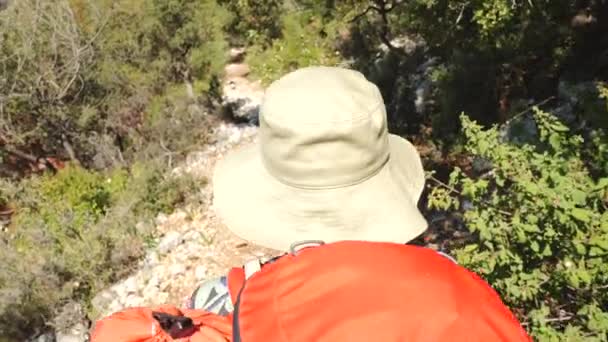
349 0 407 54
1 144 38 163
349 5 379 23
61 134 80 165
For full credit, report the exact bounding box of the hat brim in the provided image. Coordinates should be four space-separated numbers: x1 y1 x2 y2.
212 134 428 252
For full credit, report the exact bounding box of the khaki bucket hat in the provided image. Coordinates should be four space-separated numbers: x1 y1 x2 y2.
213 66 428 252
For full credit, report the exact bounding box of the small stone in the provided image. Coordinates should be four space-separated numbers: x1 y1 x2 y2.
156 213 169 226
142 284 159 300
160 280 171 292
170 263 186 276
55 322 89 342
108 300 122 314
125 294 143 307
31 333 55 342
184 230 202 241
175 251 190 263
453 231 466 238
112 284 126 300
221 76 264 123
157 292 169 303
123 276 138 295
426 243 439 251
147 273 160 288
229 130 242 144
91 290 113 312
158 231 182 254
144 251 160 268
225 63 251 78
229 47 247 62
195 265 207 280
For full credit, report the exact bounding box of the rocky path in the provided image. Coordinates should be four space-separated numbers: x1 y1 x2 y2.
90 122 275 320
92 48 273 319
35 49 272 342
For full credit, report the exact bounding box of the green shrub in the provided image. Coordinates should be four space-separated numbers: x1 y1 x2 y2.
247 10 342 85
134 84 216 162
217 0 284 46
0 1 218 339
325 0 608 142
428 108 608 340
0 0 229 168
0 162 203 340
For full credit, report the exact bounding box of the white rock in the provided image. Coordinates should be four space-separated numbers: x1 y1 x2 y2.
108 300 122 314
124 294 143 307
144 251 160 268
157 292 169 303
91 290 113 313
123 276 138 295
158 231 182 254
221 77 264 123
142 284 159 300
30 333 55 342
147 273 160 288
169 263 186 276
55 322 88 342
195 265 207 280
183 230 202 241
112 283 126 299
229 47 247 62
156 213 169 226
225 63 251 78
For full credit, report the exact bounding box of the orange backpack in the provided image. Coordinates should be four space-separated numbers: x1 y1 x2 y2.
90 241 532 342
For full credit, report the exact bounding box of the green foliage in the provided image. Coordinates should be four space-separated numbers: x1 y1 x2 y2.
581 82 608 178
0 0 98 153
0 0 229 167
247 10 342 85
0 162 203 340
0 1 223 338
327 0 608 140
428 108 608 340
218 0 284 46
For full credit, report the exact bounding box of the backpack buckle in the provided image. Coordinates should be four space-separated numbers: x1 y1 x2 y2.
289 240 325 255
152 311 194 339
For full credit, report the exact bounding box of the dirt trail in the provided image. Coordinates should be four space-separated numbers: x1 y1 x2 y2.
91 49 275 319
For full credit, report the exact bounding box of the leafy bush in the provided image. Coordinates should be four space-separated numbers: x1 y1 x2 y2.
0 162 203 340
428 108 608 340
247 10 342 85
217 0 284 46
0 0 229 168
320 0 608 141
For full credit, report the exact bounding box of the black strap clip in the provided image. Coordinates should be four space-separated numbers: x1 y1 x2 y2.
152 311 195 338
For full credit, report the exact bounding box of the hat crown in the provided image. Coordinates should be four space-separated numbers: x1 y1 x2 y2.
259 66 390 189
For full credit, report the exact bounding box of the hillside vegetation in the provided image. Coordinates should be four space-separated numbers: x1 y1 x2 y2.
1 0 607 340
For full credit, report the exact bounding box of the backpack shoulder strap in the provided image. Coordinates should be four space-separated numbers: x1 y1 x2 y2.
229 254 284 341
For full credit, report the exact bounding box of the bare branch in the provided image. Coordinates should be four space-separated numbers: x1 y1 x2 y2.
0 145 38 163
349 5 381 23
61 134 80 165
501 96 556 127
521 315 574 327
348 0 407 54
455 2 469 25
